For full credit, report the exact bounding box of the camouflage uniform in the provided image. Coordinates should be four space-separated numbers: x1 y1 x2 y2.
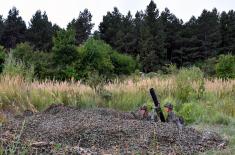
132 105 158 122
164 103 184 129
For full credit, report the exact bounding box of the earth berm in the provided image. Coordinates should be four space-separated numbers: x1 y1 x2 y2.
0 104 227 154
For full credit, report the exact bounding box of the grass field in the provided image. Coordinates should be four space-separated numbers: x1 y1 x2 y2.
0 68 234 122
0 67 234 154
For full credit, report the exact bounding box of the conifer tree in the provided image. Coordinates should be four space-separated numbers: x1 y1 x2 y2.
220 10 235 54
67 9 94 45
0 16 4 45
140 0 166 72
1 7 26 48
27 10 53 51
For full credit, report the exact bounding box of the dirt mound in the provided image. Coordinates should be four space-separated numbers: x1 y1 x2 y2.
0 104 227 154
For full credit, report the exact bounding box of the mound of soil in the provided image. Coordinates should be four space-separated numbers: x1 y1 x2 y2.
0 104 227 154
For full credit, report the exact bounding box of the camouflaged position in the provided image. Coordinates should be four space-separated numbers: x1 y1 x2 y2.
164 103 184 130
131 105 158 122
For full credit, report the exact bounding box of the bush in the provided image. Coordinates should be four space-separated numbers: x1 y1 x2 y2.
12 43 33 63
178 102 204 124
215 54 235 79
78 38 114 78
53 29 78 66
12 43 54 79
52 29 79 80
2 53 34 81
165 64 178 75
197 57 217 77
78 38 137 80
111 51 137 75
175 67 204 102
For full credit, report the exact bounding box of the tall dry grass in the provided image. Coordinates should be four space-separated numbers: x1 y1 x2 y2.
0 74 234 115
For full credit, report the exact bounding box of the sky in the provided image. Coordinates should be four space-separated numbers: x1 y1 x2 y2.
0 0 234 31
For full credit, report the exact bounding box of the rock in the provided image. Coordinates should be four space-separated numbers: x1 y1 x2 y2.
31 141 51 147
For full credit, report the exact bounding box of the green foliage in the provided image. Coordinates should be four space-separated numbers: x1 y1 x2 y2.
175 67 205 102
165 64 178 74
67 9 94 45
12 42 54 79
139 1 166 72
1 7 26 48
79 38 114 77
209 113 231 125
196 57 217 77
85 71 106 91
215 54 235 79
2 53 34 80
6 36 137 81
0 15 4 41
53 29 78 65
111 51 137 75
220 10 235 54
0 46 6 73
78 38 137 80
178 102 204 124
26 10 53 51
12 42 33 63
52 29 79 80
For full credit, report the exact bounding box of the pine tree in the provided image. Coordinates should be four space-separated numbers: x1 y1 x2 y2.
134 11 144 57
160 8 183 63
67 9 94 46
99 7 123 47
173 16 202 66
1 7 26 49
0 15 4 45
27 10 53 51
114 11 136 55
173 9 221 67
139 0 166 72
220 10 235 54
196 9 221 58
52 24 62 37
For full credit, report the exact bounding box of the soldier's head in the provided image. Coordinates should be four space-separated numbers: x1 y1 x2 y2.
164 103 173 112
139 104 148 118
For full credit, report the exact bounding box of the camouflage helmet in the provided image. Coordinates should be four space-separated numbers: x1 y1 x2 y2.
164 102 173 110
140 104 148 111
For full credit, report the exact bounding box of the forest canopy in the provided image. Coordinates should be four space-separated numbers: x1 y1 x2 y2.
0 1 234 80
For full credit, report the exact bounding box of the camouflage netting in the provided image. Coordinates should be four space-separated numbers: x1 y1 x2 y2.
0 104 227 154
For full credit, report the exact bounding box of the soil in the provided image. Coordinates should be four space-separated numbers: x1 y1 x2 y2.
0 104 227 155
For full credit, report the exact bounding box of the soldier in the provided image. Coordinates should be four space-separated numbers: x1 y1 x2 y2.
164 103 184 129
138 105 149 119
132 104 158 121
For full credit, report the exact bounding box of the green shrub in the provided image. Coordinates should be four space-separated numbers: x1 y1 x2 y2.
215 54 235 79
78 38 114 78
78 38 137 80
52 29 79 80
12 43 54 79
111 51 137 75
12 43 33 63
53 29 78 66
85 71 107 91
175 67 204 102
178 102 204 124
165 64 178 75
2 53 34 81
197 57 217 77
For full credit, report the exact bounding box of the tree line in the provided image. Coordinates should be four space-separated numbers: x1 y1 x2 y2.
0 0 235 75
